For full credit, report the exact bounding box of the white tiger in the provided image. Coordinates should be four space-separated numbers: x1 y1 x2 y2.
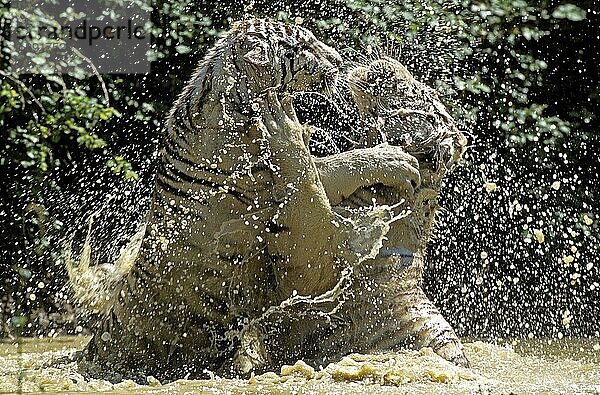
212 54 472 372
69 19 420 381
297 56 470 367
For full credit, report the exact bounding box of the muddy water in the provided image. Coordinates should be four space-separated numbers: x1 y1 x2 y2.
1 336 599 394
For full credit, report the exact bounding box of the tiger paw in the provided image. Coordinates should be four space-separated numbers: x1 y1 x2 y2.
232 324 270 375
434 341 470 368
256 90 307 150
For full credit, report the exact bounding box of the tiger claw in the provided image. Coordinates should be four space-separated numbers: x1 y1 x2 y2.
434 341 470 368
257 91 306 149
232 324 270 375
280 94 300 125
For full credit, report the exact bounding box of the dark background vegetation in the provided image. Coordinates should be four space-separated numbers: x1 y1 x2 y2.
1 0 598 339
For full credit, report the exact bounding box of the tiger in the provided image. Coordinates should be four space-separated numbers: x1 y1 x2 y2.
227 56 470 372
313 55 470 367
70 19 421 381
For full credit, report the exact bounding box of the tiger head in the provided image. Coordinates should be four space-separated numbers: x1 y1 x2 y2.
168 19 343 141
347 55 466 172
232 19 342 95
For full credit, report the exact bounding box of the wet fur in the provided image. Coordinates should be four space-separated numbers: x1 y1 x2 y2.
339 56 469 366
67 21 420 380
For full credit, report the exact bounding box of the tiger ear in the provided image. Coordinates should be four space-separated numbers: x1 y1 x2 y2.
244 42 270 66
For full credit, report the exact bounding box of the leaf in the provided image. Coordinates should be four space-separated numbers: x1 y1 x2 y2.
175 44 191 54
552 4 586 21
31 55 46 65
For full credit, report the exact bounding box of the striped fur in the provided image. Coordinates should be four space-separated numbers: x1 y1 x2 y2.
338 56 470 366
71 23 469 379
78 19 347 381
71 19 419 380
229 58 470 371
259 56 470 369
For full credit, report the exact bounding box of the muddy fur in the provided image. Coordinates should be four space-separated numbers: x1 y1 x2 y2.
223 57 470 371
332 56 469 366
66 21 421 381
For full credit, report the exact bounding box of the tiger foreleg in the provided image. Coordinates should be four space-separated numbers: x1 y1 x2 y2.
256 91 344 297
213 208 276 259
314 143 421 206
388 283 470 367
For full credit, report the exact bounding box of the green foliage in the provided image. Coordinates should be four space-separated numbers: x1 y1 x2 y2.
107 156 139 181
0 5 129 180
552 3 587 20
456 2 579 151
0 74 121 173
3 0 588 179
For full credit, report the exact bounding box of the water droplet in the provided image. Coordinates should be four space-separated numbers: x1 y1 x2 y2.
483 182 497 192
562 255 574 265
533 229 545 244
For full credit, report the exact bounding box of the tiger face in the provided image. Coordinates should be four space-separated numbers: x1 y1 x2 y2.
347 55 466 173
347 56 414 118
232 19 342 95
